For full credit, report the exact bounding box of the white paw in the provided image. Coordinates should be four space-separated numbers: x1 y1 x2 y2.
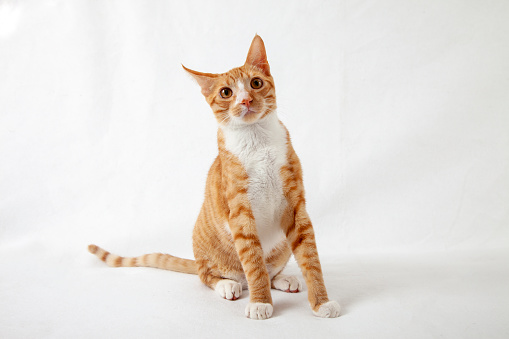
313 301 341 318
215 279 242 301
272 274 302 293
245 302 273 320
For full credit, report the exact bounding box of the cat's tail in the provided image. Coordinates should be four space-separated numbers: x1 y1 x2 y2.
87 244 198 275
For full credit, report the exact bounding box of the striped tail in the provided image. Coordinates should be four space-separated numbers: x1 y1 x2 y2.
87 244 197 275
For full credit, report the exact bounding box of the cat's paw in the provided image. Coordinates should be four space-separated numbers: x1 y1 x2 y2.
313 300 341 318
215 279 242 301
271 274 302 293
245 302 273 320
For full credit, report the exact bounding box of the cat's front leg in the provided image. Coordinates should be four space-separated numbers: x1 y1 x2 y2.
228 205 273 320
285 202 341 318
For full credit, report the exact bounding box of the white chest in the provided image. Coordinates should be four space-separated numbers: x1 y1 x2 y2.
222 115 288 255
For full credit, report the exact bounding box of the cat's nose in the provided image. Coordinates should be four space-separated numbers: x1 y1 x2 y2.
241 97 253 107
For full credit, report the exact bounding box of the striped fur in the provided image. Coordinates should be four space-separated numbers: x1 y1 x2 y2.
88 35 340 319
88 244 197 274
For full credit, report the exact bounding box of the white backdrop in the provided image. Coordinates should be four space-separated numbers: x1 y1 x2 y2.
1 1 508 338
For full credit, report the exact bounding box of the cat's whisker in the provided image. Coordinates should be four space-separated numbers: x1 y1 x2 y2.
219 113 231 125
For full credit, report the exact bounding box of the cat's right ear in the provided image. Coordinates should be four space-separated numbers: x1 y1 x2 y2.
182 65 218 97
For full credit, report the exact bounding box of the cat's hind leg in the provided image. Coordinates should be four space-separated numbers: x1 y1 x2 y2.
195 258 243 301
271 273 302 293
215 279 243 301
265 242 300 293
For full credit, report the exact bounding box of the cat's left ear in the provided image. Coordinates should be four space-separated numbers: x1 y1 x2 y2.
245 35 271 76
182 65 218 97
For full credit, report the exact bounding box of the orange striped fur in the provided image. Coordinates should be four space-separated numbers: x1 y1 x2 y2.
88 244 197 274
88 35 340 320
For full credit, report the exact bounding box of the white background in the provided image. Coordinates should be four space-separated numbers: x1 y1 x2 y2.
1 1 508 338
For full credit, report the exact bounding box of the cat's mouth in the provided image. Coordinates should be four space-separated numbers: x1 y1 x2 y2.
229 106 262 124
243 109 256 116
240 107 258 118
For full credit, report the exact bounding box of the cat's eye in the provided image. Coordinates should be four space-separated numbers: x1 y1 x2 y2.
220 87 233 98
250 78 263 89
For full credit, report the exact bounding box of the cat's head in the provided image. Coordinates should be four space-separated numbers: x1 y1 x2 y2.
183 35 276 126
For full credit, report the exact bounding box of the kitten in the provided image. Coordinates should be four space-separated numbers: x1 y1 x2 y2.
88 35 340 320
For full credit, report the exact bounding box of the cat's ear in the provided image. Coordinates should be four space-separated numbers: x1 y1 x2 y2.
182 65 218 97
245 35 271 76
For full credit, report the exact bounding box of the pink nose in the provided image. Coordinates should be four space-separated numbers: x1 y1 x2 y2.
241 98 253 107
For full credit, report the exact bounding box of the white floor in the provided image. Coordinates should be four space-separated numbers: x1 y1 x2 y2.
2 244 507 339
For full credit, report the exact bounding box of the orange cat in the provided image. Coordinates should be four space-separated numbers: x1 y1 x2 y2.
88 35 340 320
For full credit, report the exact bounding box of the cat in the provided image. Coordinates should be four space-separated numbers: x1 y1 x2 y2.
88 35 340 320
